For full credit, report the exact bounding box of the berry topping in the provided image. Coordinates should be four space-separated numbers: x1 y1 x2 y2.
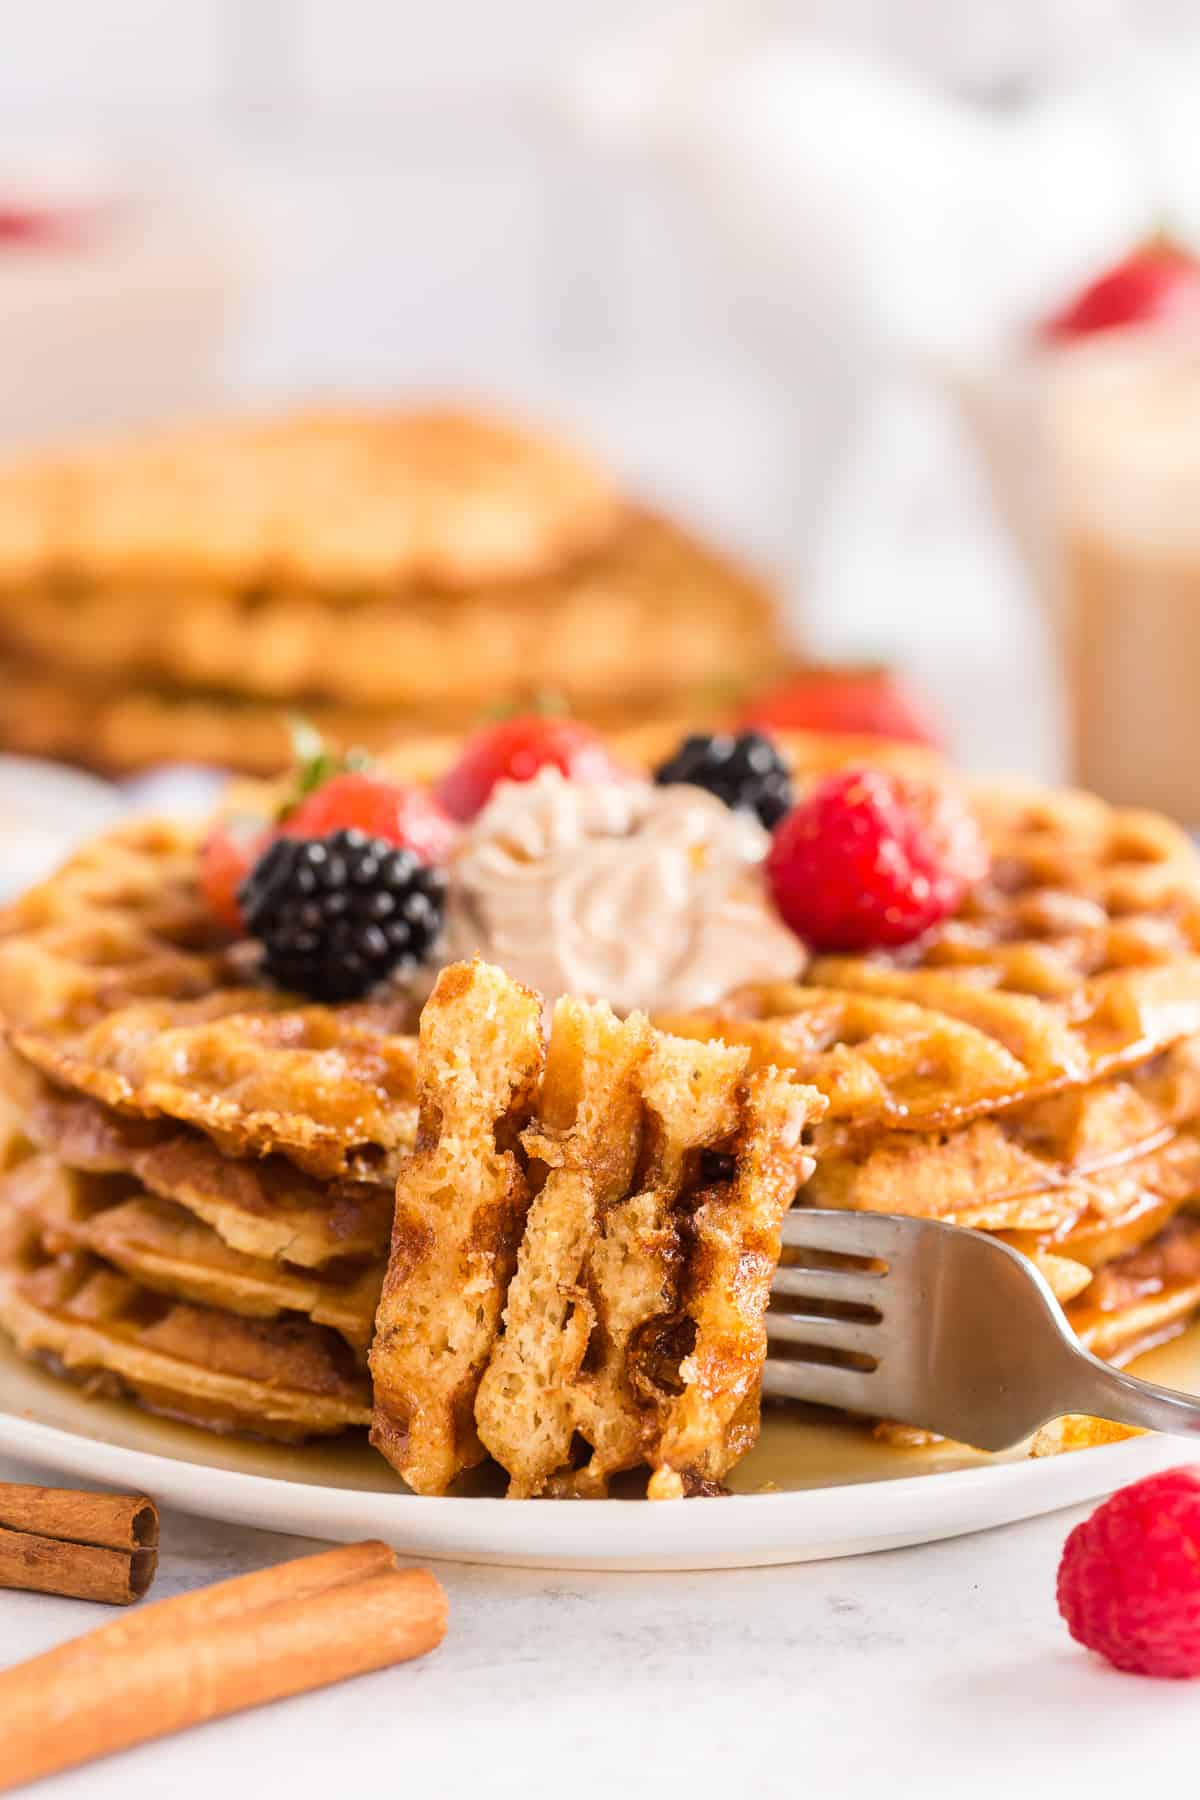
281 771 456 865
435 714 625 823
1058 1467 1200 1678
1043 235 1200 342
738 667 944 749
653 731 793 829
239 829 446 1003
766 768 987 951
199 815 270 936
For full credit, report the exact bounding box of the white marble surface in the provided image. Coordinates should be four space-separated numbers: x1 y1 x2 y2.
2 1447 1197 1800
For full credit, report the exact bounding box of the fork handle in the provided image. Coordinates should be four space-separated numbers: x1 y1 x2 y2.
1061 1345 1200 1437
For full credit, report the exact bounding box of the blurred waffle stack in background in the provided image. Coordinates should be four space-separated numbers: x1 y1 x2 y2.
0 407 787 776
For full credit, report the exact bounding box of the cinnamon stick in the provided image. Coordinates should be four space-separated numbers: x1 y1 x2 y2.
0 1483 159 1606
0 1539 448 1792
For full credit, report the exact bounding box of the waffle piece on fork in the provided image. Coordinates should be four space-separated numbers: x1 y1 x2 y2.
373 963 822 1497
475 997 819 1497
369 960 545 1495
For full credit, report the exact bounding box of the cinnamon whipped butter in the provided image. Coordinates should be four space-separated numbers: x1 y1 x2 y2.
439 767 805 1013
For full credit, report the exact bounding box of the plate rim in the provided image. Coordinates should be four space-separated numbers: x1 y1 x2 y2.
0 1404 1181 1572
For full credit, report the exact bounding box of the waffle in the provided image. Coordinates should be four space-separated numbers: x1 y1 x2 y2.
0 1207 371 1440
0 408 621 592
0 1149 382 1354
0 512 776 713
0 409 787 775
5 775 1200 1472
1067 1214 1200 1361
373 961 821 1497
369 960 545 1494
0 822 419 1178
0 816 411 1446
19 1079 393 1269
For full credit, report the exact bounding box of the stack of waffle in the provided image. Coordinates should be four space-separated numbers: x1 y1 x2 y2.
3 775 1200 1484
0 823 419 1439
0 409 782 775
663 784 1200 1397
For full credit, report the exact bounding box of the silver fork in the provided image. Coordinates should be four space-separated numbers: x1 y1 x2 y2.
764 1209 1200 1452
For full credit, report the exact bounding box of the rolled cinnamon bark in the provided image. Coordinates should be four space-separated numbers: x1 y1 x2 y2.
0 1524 156 1605
0 1484 158 1553
0 1483 159 1604
0 1540 448 1792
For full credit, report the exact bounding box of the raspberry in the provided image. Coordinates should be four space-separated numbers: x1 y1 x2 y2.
281 771 456 864
435 714 625 822
765 768 987 951
1057 1467 1200 1677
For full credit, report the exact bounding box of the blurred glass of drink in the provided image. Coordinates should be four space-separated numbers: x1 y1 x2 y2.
1051 336 1200 821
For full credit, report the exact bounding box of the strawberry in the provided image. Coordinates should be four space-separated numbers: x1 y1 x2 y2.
199 815 270 936
738 667 944 749
1043 234 1200 342
200 727 457 936
435 714 625 822
280 771 456 865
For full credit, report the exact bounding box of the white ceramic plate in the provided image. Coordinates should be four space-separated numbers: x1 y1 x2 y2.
3 1328 1197 1570
0 756 124 898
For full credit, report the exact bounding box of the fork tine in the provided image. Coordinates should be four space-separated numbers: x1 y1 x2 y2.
761 1356 880 1413
766 1311 881 1356
771 1262 886 1307
780 1208 910 1260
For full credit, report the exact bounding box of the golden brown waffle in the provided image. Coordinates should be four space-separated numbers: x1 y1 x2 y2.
0 823 419 1178
0 1150 382 1353
661 782 1200 1131
372 961 821 1498
0 405 791 775
0 512 778 714
370 960 545 1494
0 670 441 778
0 408 621 592
1066 1214 1200 1362
803 1041 1200 1229
0 1207 371 1440
20 1080 393 1269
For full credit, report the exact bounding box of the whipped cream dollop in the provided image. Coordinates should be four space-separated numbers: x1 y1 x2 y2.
439 767 805 1013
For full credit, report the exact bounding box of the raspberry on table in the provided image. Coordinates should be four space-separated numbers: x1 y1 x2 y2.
765 767 987 952
653 731 793 829
239 828 446 1003
1057 1466 1200 1678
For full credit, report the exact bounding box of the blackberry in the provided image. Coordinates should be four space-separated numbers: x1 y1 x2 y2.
239 829 445 1003
653 732 793 830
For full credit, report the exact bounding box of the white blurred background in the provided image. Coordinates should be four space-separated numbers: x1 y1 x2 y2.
8 0 1200 774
